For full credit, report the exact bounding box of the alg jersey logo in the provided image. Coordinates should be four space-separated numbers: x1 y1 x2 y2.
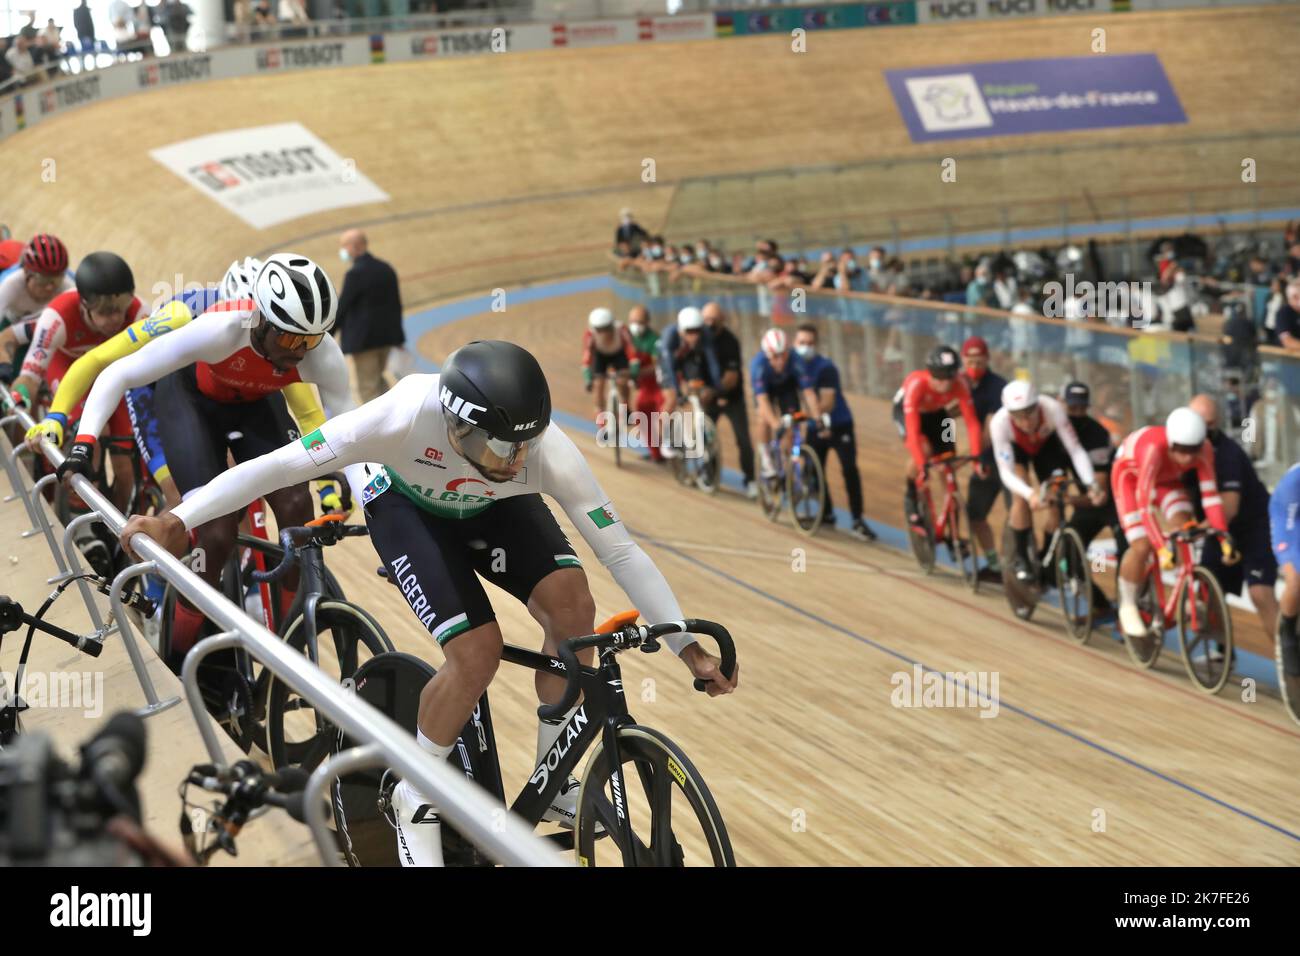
904 73 994 132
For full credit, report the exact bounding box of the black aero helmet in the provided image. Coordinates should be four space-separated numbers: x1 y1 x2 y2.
75 251 134 302
439 341 551 474
925 344 959 380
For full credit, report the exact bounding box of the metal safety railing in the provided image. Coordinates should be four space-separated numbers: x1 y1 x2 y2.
0 397 562 867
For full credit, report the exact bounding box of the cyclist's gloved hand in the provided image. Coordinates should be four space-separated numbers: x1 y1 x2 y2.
1158 545 1176 571
1220 536 1241 566
973 461 989 480
25 412 66 450
318 482 350 515
780 413 794 430
57 435 96 481
819 412 832 431
9 381 32 410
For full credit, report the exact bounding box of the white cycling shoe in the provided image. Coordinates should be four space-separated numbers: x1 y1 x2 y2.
541 775 607 833
388 777 444 867
1118 604 1148 639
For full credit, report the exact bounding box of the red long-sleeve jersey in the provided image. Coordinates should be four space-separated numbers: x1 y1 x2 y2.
1113 425 1225 550
900 369 981 472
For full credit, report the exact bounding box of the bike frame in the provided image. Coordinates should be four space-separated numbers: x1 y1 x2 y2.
920 457 962 543
1145 535 1202 631
450 642 640 866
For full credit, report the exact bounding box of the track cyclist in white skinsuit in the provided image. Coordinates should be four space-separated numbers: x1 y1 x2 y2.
120 339 739 866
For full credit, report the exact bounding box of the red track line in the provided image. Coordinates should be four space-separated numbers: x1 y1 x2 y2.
643 467 1300 742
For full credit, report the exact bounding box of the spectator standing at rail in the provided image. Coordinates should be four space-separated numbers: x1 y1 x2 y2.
793 323 875 541
134 3 156 57
701 302 757 499
162 0 192 51
335 229 405 403
1182 394 1277 646
614 208 649 257
74 0 96 55
966 263 997 308
959 336 1006 576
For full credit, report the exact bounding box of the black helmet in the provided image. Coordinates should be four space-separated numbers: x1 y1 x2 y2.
75 251 134 302
925 344 959 380
439 341 551 478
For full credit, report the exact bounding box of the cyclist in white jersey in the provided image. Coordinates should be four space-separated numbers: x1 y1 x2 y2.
991 380 1104 582
119 339 738 865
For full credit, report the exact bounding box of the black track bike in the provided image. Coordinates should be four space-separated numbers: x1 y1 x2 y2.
332 612 737 867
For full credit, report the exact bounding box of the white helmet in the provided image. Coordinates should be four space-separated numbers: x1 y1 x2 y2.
677 307 704 332
1165 407 1206 448
1002 379 1039 412
220 257 262 301
588 307 614 330
252 253 337 335
761 328 788 358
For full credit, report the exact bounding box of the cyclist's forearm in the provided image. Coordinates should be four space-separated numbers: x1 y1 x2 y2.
596 536 695 656
998 462 1033 502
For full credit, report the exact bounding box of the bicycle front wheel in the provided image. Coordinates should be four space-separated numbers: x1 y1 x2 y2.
946 492 978 593
1123 568 1163 669
266 600 394 770
575 724 734 867
1176 565 1233 694
787 443 826 537
695 416 721 494
1054 527 1093 644
906 490 936 574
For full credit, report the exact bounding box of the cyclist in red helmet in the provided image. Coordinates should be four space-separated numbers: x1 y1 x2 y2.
0 234 75 377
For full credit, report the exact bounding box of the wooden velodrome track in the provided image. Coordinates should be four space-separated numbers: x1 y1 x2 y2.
4 6 1300 864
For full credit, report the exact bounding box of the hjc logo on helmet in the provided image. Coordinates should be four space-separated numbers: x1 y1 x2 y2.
514 420 538 431
440 386 487 424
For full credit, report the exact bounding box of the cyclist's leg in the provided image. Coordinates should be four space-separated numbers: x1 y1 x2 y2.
468 494 598 824
231 391 310 612
719 391 755 485
366 490 517 861
154 369 242 652
591 373 607 423
104 399 136 514
1007 457 1035 572
967 451 1001 569
1269 492 1300 709
1113 467 1154 635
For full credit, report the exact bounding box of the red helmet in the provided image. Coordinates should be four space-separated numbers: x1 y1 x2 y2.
21 234 69 276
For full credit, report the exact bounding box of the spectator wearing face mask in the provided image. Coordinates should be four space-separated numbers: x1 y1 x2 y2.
834 250 869 293
966 263 997 308
864 247 887 291
793 323 875 541
958 336 1006 575
614 208 649 257
701 302 756 498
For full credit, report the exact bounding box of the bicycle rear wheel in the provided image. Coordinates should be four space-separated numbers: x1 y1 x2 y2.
575 724 734 867
1176 565 1233 694
266 600 393 770
999 523 1039 620
787 443 826 536
1123 568 1163 669
906 490 936 574
333 652 500 867
1054 528 1093 644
